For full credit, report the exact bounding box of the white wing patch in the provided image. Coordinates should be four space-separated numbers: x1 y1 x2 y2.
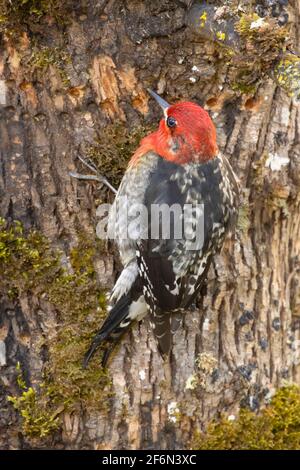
167 283 180 296
110 262 138 302
128 296 148 321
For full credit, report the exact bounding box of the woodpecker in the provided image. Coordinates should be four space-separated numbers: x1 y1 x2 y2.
84 90 239 367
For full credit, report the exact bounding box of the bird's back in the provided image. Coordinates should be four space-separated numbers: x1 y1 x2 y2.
135 153 239 313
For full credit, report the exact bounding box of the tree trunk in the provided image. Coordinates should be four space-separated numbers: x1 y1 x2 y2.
0 0 300 450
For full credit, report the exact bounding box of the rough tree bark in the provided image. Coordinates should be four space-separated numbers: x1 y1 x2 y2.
0 0 300 450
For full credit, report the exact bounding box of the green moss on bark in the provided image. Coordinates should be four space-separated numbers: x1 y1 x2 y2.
8 363 61 439
0 0 68 32
26 45 72 86
230 13 288 95
191 386 300 450
1 219 112 439
86 123 155 188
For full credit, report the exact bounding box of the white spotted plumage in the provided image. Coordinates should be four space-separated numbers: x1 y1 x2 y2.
84 96 240 367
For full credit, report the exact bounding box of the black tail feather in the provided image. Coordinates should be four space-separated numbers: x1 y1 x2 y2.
151 310 182 357
84 278 143 368
83 299 131 368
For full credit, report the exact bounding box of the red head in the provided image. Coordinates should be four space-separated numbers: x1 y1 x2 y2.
130 90 218 166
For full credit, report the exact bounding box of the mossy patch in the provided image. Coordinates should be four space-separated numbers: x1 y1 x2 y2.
237 203 250 234
1 219 112 439
191 386 300 450
8 363 61 439
86 122 155 188
230 13 289 94
25 45 72 86
0 219 60 293
204 11 290 96
236 13 287 57
0 0 69 32
0 2 72 84
188 4 291 96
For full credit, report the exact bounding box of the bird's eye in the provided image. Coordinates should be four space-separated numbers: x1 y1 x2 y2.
166 116 177 128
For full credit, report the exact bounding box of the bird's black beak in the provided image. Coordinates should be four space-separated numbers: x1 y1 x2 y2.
147 89 170 113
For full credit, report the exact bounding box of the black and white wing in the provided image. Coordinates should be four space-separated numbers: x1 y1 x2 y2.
136 155 238 354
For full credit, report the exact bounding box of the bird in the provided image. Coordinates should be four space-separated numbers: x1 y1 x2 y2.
84 89 240 368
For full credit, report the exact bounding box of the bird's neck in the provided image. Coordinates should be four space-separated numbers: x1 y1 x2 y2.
129 130 218 167
129 133 158 167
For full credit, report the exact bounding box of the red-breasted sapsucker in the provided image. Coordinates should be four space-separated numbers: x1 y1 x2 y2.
84 90 240 367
